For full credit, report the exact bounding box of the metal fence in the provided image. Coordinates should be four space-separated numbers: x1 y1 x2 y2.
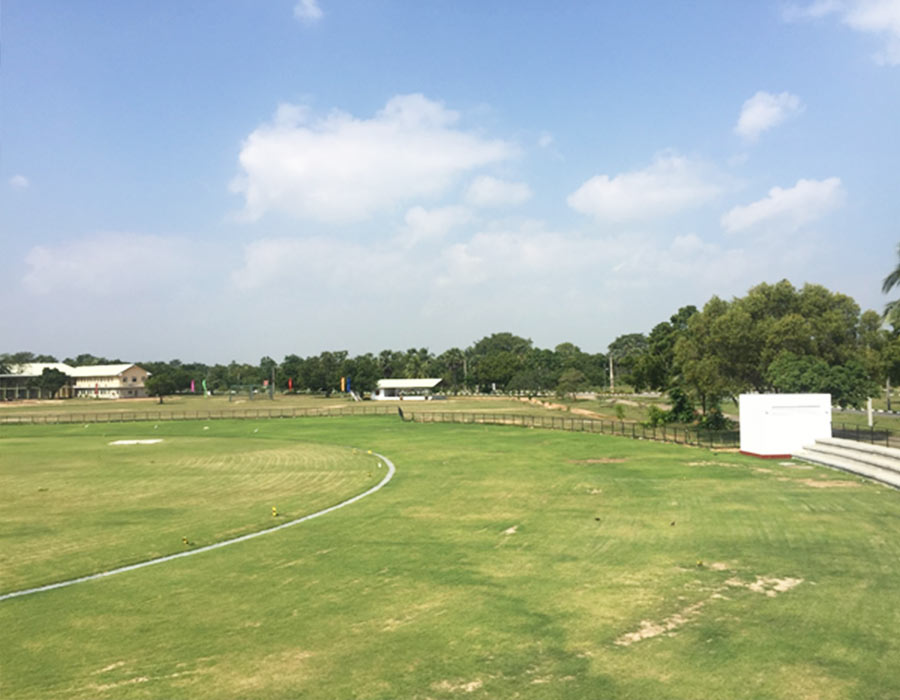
0 404 397 425
832 422 899 449
3 406 897 451
403 410 742 449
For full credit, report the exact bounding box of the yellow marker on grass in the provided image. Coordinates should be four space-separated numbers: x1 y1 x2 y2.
272 506 278 517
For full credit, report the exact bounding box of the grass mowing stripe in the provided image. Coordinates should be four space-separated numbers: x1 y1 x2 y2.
0 452 395 602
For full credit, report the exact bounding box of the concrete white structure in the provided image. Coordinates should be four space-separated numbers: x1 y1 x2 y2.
0 362 151 400
739 393 832 458
69 364 150 399
372 378 442 400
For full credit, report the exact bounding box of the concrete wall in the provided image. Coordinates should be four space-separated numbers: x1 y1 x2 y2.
739 393 832 457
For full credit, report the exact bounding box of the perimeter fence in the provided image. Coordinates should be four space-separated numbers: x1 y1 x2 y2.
2 405 897 450
402 410 741 449
832 423 899 449
0 404 397 425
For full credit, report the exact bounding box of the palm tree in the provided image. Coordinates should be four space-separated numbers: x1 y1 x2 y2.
884 243 900 325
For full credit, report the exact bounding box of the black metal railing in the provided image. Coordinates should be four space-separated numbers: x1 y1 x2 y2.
3 406 897 451
403 410 741 448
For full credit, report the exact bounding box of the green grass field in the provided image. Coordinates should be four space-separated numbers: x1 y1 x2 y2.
0 394 574 423
2 416 900 699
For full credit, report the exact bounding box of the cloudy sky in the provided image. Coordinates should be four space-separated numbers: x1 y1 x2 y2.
2 1 898 363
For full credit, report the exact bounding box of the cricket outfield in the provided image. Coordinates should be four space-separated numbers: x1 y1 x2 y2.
2 416 899 699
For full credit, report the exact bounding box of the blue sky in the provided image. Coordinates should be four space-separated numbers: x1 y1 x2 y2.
2 0 898 363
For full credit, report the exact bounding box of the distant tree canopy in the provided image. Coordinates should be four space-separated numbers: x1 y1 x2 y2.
63 353 121 366
7 277 896 410
883 243 900 325
672 281 882 410
1 351 57 367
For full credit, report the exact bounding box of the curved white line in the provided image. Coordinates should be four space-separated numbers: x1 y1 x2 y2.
1 451 396 602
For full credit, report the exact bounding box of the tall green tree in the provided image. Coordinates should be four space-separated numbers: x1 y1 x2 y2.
144 370 186 404
673 296 732 413
468 333 532 391
435 348 466 392
608 333 648 388
674 281 879 408
36 367 69 398
883 242 900 325
556 367 588 399
632 305 697 391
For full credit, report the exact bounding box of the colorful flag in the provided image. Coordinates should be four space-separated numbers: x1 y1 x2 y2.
190 379 196 393
340 376 346 392
289 377 293 391
202 379 208 395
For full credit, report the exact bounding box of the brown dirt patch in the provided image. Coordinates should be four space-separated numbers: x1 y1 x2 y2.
94 661 126 675
780 462 814 469
616 572 803 645
94 676 150 691
798 478 859 489
433 679 483 693
726 576 803 597
615 599 708 646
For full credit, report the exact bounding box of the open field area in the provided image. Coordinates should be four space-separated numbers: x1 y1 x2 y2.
3 416 900 699
0 394 575 422
3 393 899 438
0 425 381 592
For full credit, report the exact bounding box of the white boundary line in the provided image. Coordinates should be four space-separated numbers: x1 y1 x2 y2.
1 451 395 602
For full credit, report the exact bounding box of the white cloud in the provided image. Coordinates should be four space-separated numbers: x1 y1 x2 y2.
227 218 826 355
537 131 554 148
721 177 845 233
783 0 844 20
231 94 517 224
232 236 414 292
294 0 323 23
396 205 472 248
785 0 900 65
464 175 532 208
9 174 29 189
23 233 190 295
567 153 722 222
734 91 803 140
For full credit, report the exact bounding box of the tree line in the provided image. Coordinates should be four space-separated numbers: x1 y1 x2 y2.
4 278 900 416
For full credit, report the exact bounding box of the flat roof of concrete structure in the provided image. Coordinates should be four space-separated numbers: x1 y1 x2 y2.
376 378 442 390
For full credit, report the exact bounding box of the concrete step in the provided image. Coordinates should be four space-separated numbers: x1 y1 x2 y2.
816 437 900 461
802 441 900 476
792 448 900 489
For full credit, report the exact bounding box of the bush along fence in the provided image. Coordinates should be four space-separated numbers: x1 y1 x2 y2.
401 410 742 449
